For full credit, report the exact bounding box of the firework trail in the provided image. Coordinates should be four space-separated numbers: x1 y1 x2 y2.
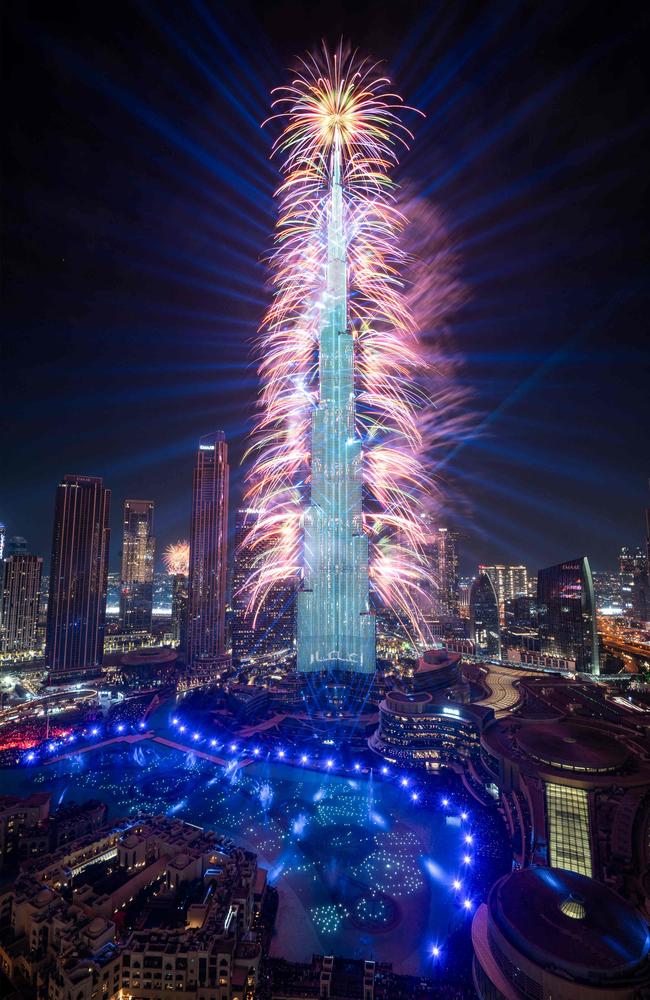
244 42 464 646
163 540 190 577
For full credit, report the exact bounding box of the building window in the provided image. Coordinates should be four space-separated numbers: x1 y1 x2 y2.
545 782 592 877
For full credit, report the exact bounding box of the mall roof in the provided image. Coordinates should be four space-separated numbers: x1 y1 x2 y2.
491 867 650 981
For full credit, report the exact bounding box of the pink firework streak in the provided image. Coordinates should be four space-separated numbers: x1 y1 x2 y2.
244 43 465 646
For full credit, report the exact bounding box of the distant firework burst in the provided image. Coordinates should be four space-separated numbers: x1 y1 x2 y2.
245 43 464 644
163 540 190 577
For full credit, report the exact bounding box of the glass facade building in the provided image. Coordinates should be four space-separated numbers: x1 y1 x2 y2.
171 573 188 654
545 782 593 877
537 556 599 673
296 137 375 674
119 499 155 633
479 564 528 621
187 433 229 665
424 525 460 619
470 572 501 657
0 553 43 653
46 474 110 677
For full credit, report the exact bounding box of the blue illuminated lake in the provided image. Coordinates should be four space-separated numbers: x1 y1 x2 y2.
2 740 503 973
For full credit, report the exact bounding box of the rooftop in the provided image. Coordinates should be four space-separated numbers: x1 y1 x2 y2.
491 867 650 981
516 718 629 772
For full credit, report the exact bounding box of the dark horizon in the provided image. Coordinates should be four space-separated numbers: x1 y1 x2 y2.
2 0 649 576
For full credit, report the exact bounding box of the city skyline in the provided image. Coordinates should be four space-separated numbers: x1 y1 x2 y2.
2 1 649 577
1 7 650 995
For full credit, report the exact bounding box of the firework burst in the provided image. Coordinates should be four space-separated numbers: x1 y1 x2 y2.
163 540 190 577
244 42 463 646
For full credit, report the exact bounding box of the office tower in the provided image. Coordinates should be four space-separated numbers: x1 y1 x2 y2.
232 509 260 659
619 545 646 576
469 571 501 657
46 475 110 678
0 523 5 561
0 554 43 653
296 136 375 675
119 500 155 633
430 527 460 617
504 595 537 630
187 433 229 666
171 574 188 653
232 508 295 660
479 564 528 618
537 556 599 674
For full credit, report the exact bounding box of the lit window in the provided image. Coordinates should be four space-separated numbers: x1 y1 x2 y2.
545 782 592 877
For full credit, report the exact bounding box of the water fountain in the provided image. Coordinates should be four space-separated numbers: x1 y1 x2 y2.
292 813 308 837
258 781 274 812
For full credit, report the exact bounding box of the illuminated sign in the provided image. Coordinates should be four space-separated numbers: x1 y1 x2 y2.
442 706 461 718
199 444 215 451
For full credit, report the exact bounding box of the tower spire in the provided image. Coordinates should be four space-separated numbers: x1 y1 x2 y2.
296 124 376 673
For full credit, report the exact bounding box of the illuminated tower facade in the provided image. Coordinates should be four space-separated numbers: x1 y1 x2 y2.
297 137 375 673
187 433 229 665
171 574 188 654
537 556 599 674
46 475 110 678
470 571 501 658
119 499 155 633
0 553 43 653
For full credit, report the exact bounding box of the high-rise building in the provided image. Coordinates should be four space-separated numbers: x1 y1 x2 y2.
296 138 375 674
424 526 460 619
171 573 189 654
46 475 110 678
119 500 155 633
537 556 599 674
619 545 646 576
469 572 501 657
232 508 295 661
0 554 43 653
479 564 528 619
187 433 229 666
0 523 5 561
504 594 537 631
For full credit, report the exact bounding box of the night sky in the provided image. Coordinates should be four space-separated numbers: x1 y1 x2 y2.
2 0 649 575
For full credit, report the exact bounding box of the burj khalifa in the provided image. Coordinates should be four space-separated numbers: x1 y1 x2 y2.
296 133 376 674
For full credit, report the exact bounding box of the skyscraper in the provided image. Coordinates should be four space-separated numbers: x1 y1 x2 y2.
119 500 155 633
537 556 599 674
232 508 295 661
0 524 5 562
0 553 43 653
425 526 460 618
187 433 229 666
46 475 110 678
470 572 501 658
479 564 528 620
296 135 375 674
171 574 189 654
